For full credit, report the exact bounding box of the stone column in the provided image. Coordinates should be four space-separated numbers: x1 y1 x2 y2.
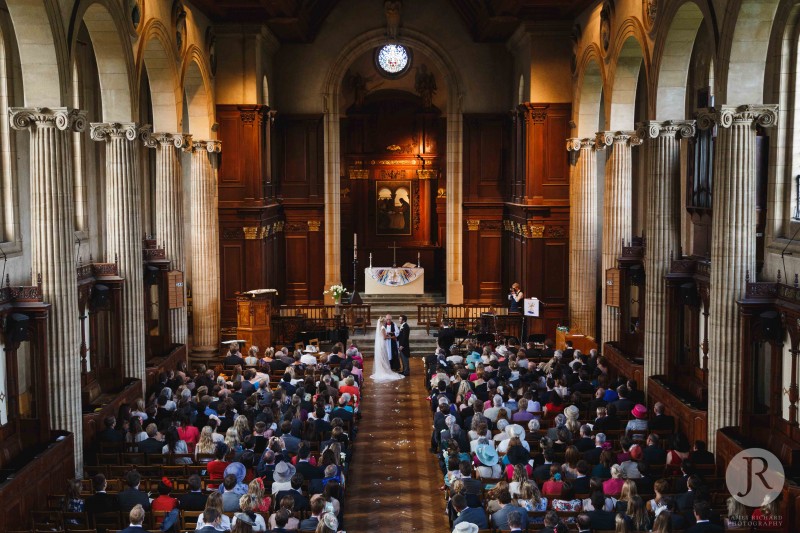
642 121 695 383
567 138 600 338
91 123 150 383
190 140 222 353
9 107 86 474
698 105 778 450
597 131 643 343
146 132 190 344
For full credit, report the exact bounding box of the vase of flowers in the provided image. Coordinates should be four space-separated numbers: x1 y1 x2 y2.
324 284 348 305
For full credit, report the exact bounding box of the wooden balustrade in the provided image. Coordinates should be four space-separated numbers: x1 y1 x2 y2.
416 303 522 339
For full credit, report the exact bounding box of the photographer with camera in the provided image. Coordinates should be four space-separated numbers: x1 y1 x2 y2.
508 282 523 312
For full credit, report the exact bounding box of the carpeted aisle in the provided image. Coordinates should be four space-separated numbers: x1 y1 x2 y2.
343 357 448 533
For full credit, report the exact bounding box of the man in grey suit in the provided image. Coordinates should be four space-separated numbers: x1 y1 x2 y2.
398 315 411 376
491 489 529 531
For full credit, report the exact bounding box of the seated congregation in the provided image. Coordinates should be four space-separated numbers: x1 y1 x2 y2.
24 342 366 533
427 342 782 533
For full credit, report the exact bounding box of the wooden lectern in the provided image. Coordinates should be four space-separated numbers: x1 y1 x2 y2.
235 290 275 350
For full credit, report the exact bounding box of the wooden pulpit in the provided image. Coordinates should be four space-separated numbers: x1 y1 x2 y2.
235 290 275 350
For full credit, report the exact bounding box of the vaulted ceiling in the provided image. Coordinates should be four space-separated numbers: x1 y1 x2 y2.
191 0 593 44
447 0 597 42
190 0 341 43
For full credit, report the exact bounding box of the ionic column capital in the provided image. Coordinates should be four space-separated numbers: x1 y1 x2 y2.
645 120 696 139
566 137 597 152
595 130 644 148
191 139 222 153
697 104 778 130
144 132 192 150
9 107 87 132
90 122 152 142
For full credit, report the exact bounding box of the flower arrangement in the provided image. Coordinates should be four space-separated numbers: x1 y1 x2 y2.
324 284 348 301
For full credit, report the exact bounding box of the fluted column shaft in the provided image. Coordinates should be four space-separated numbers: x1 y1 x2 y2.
147 133 190 344
91 123 150 383
10 107 86 474
698 105 778 451
597 131 642 343
567 138 599 338
190 140 222 352
643 121 696 383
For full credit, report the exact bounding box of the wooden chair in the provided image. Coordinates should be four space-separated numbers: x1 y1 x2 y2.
31 510 61 529
83 465 107 479
96 453 120 465
181 510 203 530
99 441 124 454
92 511 122 531
63 511 91 530
120 452 146 465
47 493 66 510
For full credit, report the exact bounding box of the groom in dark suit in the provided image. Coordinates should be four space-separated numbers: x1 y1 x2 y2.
398 315 411 376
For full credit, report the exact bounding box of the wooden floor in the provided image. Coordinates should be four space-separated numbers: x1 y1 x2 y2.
344 357 448 533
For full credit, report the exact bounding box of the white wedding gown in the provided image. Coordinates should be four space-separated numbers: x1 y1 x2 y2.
371 320 405 382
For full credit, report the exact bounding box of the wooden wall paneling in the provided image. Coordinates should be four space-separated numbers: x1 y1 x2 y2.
275 114 323 200
463 114 509 202
541 106 570 201
220 241 244 327
217 107 244 202
477 228 502 302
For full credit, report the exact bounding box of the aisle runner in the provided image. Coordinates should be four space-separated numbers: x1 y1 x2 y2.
343 358 448 533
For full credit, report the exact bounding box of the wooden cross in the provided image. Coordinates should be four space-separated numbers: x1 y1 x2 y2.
389 241 400 267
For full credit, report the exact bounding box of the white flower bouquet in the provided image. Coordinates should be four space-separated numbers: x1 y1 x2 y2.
324 284 348 300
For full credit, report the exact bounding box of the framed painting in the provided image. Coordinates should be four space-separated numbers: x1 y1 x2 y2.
376 180 412 235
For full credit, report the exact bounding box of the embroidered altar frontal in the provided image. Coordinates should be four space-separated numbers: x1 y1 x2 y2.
364 267 425 294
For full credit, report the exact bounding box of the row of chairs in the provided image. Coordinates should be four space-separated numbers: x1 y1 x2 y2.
27 507 317 532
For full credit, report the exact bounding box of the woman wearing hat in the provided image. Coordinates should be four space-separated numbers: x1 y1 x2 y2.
231 494 267 531
474 441 502 479
497 424 528 454
626 404 649 441
270 461 296 495
619 444 644 479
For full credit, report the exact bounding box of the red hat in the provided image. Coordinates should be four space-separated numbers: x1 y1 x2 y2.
631 404 648 419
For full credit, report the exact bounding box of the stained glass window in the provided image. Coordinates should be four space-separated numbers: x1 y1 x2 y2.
376 44 410 76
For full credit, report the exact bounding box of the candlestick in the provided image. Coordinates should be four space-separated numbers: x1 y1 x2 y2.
354 233 357 248
417 252 420 268
369 253 372 268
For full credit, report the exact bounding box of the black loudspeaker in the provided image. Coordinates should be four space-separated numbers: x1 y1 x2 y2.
91 284 111 310
759 310 782 341
453 328 469 338
680 282 699 307
6 313 29 344
144 265 160 286
629 264 645 286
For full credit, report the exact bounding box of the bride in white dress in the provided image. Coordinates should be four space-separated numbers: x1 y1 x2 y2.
371 317 405 382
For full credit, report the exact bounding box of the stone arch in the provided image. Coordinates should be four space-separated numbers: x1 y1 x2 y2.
575 44 605 138
136 19 180 132
718 0 781 105
321 28 466 302
606 22 649 131
180 46 214 139
70 0 135 122
651 1 711 120
5 0 67 106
